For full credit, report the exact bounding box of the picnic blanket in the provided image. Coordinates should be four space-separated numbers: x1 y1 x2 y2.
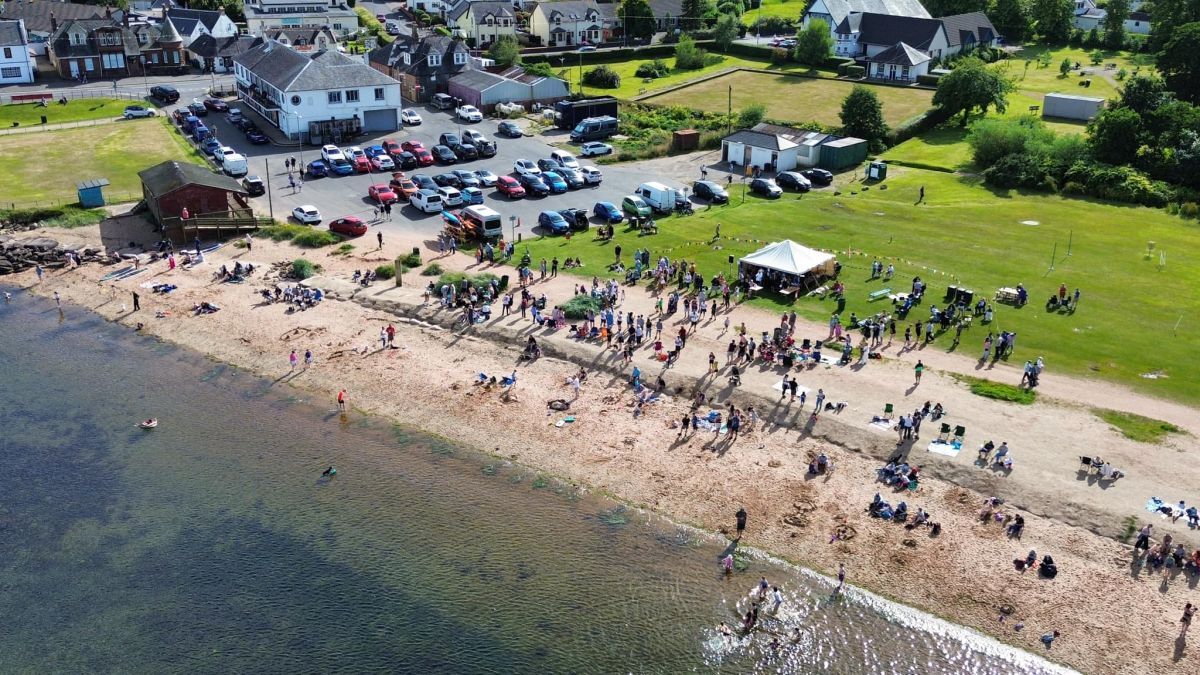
868 419 894 433
927 441 962 457
1146 497 1184 519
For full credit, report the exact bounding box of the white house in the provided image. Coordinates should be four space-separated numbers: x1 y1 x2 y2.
242 0 360 39
411 0 452 15
721 123 834 172
804 0 930 38
834 11 996 81
165 7 238 47
0 19 35 83
233 38 403 143
529 0 611 48
1073 0 1151 34
447 0 517 46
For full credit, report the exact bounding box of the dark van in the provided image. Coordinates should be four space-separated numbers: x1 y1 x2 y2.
570 115 618 143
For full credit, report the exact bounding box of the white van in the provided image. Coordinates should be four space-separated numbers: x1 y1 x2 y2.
635 181 678 215
410 189 444 213
549 149 579 170
223 153 248 177
459 205 504 240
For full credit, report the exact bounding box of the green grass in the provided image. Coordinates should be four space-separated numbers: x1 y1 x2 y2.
645 70 934 127
881 128 975 172
557 54 823 100
421 262 444 276
0 97 143 127
509 166 1200 403
0 204 106 228
332 243 355 255
0 119 200 208
956 375 1037 404
375 263 396 279
292 258 317 280
1094 409 1183 443
257 223 339 248
743 0 805 23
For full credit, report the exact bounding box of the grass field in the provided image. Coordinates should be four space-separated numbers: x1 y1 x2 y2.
0 97 144 127
0 118 201 207
510 166 1200 403
742 0 805 23
557 54 827 100
645 70 935 126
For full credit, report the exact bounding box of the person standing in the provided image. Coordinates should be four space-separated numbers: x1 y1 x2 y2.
377 231 384 250
304 349 313 368
1182 603 1195 635
53 291 61 307
735 507 747 539
244 233 253 253
772 586 783 613
193 236 202 255
814 388 826 413
677 413 691 439
714 222 721 240
337 389 347 412
35 264 43 282
132 291 140 311
1134 524 1153 552
289 349 298 371
914 360 925 384
918 185 925 204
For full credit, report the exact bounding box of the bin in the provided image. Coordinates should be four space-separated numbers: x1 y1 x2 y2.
500 274 509 291
868 161 888 180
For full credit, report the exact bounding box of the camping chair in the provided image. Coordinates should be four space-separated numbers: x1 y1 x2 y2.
953 425 966 444
884 403 894 415
937 423 952 443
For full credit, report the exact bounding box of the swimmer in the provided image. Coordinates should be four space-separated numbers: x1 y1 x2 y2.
717 621 732 638
721 553 734 577
772 586 783 613
321 466 336 477
758 576 769 600
3 292 11 302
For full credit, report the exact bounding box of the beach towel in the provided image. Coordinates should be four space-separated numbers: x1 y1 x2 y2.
927 441 961 457
868 419 894 433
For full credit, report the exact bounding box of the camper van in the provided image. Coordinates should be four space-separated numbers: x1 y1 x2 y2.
222 152 248 177
459 205 505 240
570 116 618 143
635 182 678 215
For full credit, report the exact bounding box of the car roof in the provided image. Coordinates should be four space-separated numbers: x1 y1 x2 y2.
339 216 364 223
540 210 562 217
298 204 318 211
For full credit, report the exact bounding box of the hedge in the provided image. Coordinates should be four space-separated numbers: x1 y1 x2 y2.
885 106 953 146
916 73 940 86
1062 161 1174 207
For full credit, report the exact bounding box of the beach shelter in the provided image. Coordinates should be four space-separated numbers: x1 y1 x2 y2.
740 240 836 277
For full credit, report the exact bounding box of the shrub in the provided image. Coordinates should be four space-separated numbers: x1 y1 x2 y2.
844 64 865 78
434 25 451 37
437 271 499 292
982 153 1056 189
1062 161 1174 207
737 103 766 128
674 35 708 70
399 251 421 269
718 0 743 16
635 59 671 78
560 294 603 319
374 263 396 279
967 117 1053 167
291 258 317 280
1180 202 1200 219
582 65 621 88
523 61 555 78
916 73 940 86
333 243 354 255
421 262 444 276
1116 67 1128 80
292 229 340 248
770 47 789 64
749 15 794 35
1089 49 1103 65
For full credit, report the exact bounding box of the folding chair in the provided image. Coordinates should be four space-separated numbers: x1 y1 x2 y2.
884 403 894 415
953 425 966 442
937 423 952 442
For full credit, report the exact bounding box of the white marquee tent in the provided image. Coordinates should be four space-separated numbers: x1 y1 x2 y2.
739 240 836 278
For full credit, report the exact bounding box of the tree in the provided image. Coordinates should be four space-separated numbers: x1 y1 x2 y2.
674 34 708 69
1148 0 1200 51
1159 22 1200 104
523 61 557 78
921 0 986 16
989 0 1030 43
793 19 833 66
840 85 889 149
1118 75 1170 115
681 0 716 30
1087 107 1144 163
619 0 657 41
714 12 740 51
932 56 1015 125
737 103 767 128
1031 0 1073 43
1102 0 1130 49
488 35 520 67
1059 57 1071 76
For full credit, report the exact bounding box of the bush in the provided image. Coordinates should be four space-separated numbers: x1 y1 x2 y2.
437 271 499 292
844 64 865 78
916 73 940 86
523 61 555 78
1179 201 1199 218
718 0 743 16
749 15 794 35
374 263 395 279
421 262 444 276
559 294 603 319
737 103 766 128
967 117 1053 167
675 35 708 70
291 258 317 280
982 153 1057 189
582 65 621 88
635 59 671 78
399 251 421 269
770 47 789 64
1116 67 1128 80
292 229 340 248
1062 161 1174 207
434 25 451 37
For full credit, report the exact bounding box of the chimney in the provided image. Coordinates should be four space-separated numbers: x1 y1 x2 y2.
50 12 58 32
105 5 112 19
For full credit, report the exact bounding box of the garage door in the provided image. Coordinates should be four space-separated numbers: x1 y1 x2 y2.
362 109 397 132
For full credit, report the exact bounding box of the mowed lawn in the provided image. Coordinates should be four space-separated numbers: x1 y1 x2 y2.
742 0 805 23
0 97 145 127
510 167 1200 403
554 54 824 100
645 70 934 126
0 119 200 207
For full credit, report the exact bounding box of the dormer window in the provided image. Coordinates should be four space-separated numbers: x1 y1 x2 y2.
428 53 441 66
453 51 466 65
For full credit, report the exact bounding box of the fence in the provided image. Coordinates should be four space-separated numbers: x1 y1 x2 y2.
6 89 147 105
162 212 270 244
2 192 141 212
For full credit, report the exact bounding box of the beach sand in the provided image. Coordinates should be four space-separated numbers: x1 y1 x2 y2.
11 223 1200 674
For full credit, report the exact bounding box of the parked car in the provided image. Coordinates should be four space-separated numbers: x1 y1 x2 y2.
541 171 568 193
439 132 463 146
232 117 256 132
321 144 346 163
436 185 463 206
559 208 590 231
776 171 811 191
536 158 560 173
328 157 355 176
410 189 444 213
292 205 321 224
368 184 398 204
496 175 526 198
123 105 155 119
538 210 569 235
306 160 329 178
203 98 229 112
517 172 549 196
214 146 236 164
245 128 270 144
392 151 418 170
389 174 419 200
171 108 189 124
579 141 613 156
349 152 372 173
514 159 541 176
579 166 603 185
201 138 222 156
455 104 483 122
451 169 481 188
473 169 499 186
750 177 783 198
370 154 395 171
150 85 179 104
222 152 248 177
558 167 585 189
621 195 651 218
187 101 208 117
448 142 478 161
693 180 728 203
550 150 580 170
497 120 522 138
461 130 495 157
801 168 834 186
411 173 437 191
401 108 422 125
461 186 485 205
330 216 368 237
226 108 244 124
432 145 457 164
433 172 460 188
431 93 454 110
383 139 403 155
592 201 623 223
242 175 265 196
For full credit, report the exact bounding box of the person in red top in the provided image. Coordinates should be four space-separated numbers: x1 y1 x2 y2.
386 324 396 347
337 390 347 412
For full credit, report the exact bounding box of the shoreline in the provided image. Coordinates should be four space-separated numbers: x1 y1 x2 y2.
7 225 1199 674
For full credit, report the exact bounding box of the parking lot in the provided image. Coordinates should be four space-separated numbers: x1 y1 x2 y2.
171 99 689 242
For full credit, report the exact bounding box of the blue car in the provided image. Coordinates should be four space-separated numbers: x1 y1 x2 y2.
329 157 355 176
364 144 387 158
542 170 568 194
201 138 222 156
592 201 623 224
538 210 569 235
461 186 485 205
307 160 329 178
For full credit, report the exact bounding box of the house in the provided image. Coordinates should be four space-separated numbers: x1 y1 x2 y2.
529 0 612 48
447 65 569 112
264 27 338 53
648 0 683 32
368 35 470 102
720 123 834 172
139 160 251 227
188 33 259 73
863 41 931 82
0 20 36 83
411 0 452 15
938 12 997 54
129 17 188 73
1073 0 1151 34
233 38 403 142
242 0 360 39
834 11 996 81
0 0 122 41
447 0 517 46
803 0 930 38
165 7 238 47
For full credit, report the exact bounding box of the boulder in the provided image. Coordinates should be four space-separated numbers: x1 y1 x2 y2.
23 237 59 251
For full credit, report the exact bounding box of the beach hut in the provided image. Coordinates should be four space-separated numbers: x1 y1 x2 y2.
76 178 110 207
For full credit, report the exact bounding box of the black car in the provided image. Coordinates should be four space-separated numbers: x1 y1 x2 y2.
433 172 461 188
233 117 257 132
749 177 783 198
187 102 208 117
801 168 834 186
517 172 550 196
693 180 728 203
448 142 478 161
451 169 481 188
559 208 590 231
245 128 270 144
392 150 418 171
536 158 559 173
776 171 811 192
242 175 265 196
150 85 179 104
438 132 462 146
497 120 522 138
432 145 457 164
411 173 438 191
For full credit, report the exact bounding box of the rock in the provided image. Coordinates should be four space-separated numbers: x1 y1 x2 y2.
22 237 59 252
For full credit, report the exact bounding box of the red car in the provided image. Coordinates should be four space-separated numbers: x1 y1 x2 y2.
496 175 526 199
382 139 402 155
350 154 371 173
329 216 368 237
368 184 398 204
203 97 229 112
401 140 425 153
402 141 434 166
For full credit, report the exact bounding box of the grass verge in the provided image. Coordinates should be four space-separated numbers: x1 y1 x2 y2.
1093 409 1183 444
257 224 339 248
958 376 1037 404
0 97 138 126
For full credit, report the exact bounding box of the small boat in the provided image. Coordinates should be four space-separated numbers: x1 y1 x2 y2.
139 419 158 429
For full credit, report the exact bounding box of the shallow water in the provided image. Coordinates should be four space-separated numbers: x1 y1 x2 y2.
0 290 1072 674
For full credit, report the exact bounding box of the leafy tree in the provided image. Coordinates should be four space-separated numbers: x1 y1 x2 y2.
922 0 986 16
582 65 622 88
989 0 1030 43
1159 22 1200 104
681 0 716 30
839 85 889 149
1148 0 1200 51
1086 107 1144 163
1102 0 1130 49
793 19 833 66
523 61 557 78
188 0 245 23
1059 57 1071 76
1118 75 1171 115
488 35 520 67
737 103 767 128
619 0 657 40
932 56 1015 125
675 34 709 69
714 12 740 51
1031 0 1073 43
635 59 671 78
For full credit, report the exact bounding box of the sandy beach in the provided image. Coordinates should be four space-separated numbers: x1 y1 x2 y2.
8 222 1200 674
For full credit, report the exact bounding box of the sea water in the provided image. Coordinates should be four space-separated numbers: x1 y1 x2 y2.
0 289 1072 674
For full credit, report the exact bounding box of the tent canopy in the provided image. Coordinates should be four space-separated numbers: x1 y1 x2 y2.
739 239 835 276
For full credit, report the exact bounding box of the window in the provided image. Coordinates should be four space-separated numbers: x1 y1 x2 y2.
328 91 342 103
71 32 84 46
84 58 95 71
427 53 441 66
1 67 21 78
100 32 120 46
333 22 343 30
102 53 124 69
453 52 466 65
3 47 12 59
345 89 359 102
374 87 385 100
